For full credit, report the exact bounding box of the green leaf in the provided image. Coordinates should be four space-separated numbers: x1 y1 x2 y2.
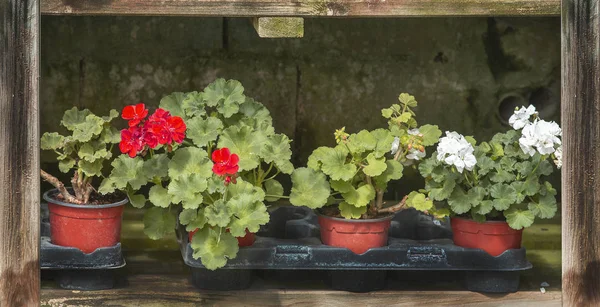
447 188 471 215
191 227 239 270
541 181 557 196
478 142 492 154
72 115 105 142
159 92 187 119
261 134 294 174
427 178 456 201
290 167 331 209
476 156 495 176
536 160 554 176
418 157 439 178
264 179 284 202
227 194 269 236
398 93 417 107
179 208 201 226
61 107 91 130
490 170 516 183
510 181 527 204
464 136 477 146
398 112 412 123
363 153 387 177
307 146 330 171
320 145 356 181
109 155 147 190
98 178 115 195
523 176 541 196
78 159 103 177
418 124 442 146
330 179 354 193
203 78 246 118
371 129 395 157
186 117 223 147
381 108 393 118
41 132 65 150
515 161 534 176
182 209 208 232
226 179 265 201
128 192 147 209
99 126 121 144
490 142 504 159
58 158 76 173
101 109 119 122
78 143 110 163
218 125 266 171
373 160 404 189
341 184 375 208
466 186 487 207
504 208 535 230
528 194 557 219
181 91 206 118
143 153 170 180
490 184 517 211
168 174 207 209
474 200 494 215
204 199 231 227
143 207 176 240
207 175 226 194
406 191 434 211
149 185 171 208
339 201 367 219
346 130 377 154
168 147 212 179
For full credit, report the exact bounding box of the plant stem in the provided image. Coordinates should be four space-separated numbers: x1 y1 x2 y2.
40 170 82 204
378 195 408 213
263 170 281 182
375 189 385 210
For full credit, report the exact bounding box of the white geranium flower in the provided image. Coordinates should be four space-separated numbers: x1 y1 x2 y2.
407 148 426 160
390 137 400 155
408 128 420 136
519 120 562 157
436 131 477 173
553 146 562 169
509 105 538 130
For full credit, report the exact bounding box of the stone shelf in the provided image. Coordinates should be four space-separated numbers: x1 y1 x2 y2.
41 0 560 17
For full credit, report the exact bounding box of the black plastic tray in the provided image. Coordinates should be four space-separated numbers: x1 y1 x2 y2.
41 203 125 290
177 206 532 293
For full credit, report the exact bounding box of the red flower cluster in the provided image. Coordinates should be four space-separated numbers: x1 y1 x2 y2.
212 148 239 185
119 103 187 157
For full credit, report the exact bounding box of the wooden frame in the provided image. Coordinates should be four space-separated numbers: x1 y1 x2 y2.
1 0 598 305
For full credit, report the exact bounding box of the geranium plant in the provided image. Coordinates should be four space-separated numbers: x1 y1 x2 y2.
407 105 561 229
40 107 121 203
100 78 294 269
289 93 442 218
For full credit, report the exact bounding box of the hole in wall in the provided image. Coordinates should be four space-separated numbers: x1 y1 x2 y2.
498 93 528 124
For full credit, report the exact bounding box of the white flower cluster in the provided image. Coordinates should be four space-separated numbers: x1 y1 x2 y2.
508 105 538 130
436 131 477 173
391 129 426 162
509 106 562 159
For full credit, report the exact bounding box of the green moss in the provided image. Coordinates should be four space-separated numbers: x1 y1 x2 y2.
256 17 304 38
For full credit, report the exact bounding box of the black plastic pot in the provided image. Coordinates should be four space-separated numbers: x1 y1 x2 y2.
178 206 531 293
41 202 126 290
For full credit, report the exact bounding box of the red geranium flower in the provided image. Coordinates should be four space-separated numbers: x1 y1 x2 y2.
145 108 186 145
119 126 146 157
212 148 239 176
122 103 148 127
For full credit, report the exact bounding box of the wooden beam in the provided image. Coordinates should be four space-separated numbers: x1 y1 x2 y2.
40 0 560 17
252 17 304 38
0 0 40 305
561 0 600 305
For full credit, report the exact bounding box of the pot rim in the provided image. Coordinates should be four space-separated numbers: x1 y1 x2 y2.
450 216 511 225
43 188 128 209
316 210 394 223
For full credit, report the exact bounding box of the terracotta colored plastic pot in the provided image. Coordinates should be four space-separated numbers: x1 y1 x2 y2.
451 217 523 257
44 189 127 254
318 213 394 254
189 228 255 247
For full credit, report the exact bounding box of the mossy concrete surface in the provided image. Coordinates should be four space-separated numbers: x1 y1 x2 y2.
41 16 561 197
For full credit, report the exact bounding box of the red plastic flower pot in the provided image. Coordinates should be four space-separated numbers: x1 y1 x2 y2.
451 217 523 257
317 213 394 254
188 228 256 247
44 189 127 254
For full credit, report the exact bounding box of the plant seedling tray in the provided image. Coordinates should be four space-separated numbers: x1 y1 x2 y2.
41 203 125 290
177 206 532 293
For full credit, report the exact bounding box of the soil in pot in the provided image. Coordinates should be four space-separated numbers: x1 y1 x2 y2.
317 207 394 254
44 189 127 254
451 217 523 256
189 228 255 247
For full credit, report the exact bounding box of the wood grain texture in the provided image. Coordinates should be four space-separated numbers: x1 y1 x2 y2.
0 0 41 305
40 0 560 17
41 274 561 307
562 0 600 305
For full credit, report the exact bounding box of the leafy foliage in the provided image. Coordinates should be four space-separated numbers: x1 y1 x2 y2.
291 94 441 219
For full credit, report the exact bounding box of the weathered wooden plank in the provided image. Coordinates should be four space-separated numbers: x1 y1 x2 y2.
41 0 560 17
41 274 561 307
0 0 41 305
252 17 304 38
561 0 600 305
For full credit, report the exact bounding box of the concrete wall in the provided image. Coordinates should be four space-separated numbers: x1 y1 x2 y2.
41 16 561 196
